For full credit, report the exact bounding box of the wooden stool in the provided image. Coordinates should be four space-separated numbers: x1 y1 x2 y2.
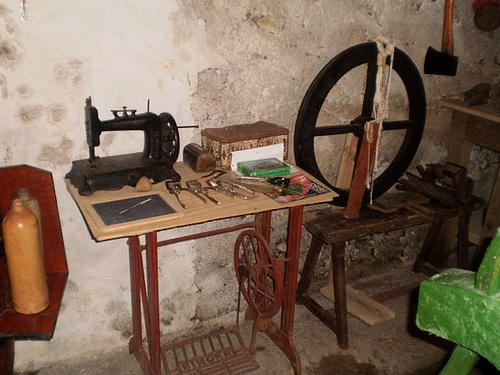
297 196 484 349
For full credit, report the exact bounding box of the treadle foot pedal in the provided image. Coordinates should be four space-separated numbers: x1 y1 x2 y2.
162 325 260 375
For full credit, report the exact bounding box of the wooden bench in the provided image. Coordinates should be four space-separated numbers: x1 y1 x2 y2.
296 195 484 349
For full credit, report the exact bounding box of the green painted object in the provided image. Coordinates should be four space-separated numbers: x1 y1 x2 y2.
476 229 500 296
416 228 500 372
440 345 479 375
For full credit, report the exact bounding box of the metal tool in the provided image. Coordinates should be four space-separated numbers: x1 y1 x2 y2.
237 175 290 188
118 197 152 215
21 0 27 21
214 179 249 199
206 179 248 199
183 182 207 204
166 181 186 208
186 180 220 205
226 181 255 196
424 0 458 76
202 169 227 178
201 187 221 205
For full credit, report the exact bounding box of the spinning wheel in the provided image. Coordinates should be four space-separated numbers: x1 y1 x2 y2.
234 230 285 319
294 42 426 206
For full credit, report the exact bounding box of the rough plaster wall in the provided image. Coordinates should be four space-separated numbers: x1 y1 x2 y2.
0 0 497 372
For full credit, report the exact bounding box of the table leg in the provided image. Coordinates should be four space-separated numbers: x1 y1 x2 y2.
128 233 162 375
250 208 303 374
457 211 472 269
0 338 14 375
145 232 162 374
255 211 272 242
281 206 303 335
332 241 348 349
280 206 303 374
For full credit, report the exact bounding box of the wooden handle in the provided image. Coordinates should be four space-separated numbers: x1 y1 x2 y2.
442 0 455 54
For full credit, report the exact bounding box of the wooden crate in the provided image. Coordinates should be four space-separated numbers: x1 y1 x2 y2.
201 121 289 170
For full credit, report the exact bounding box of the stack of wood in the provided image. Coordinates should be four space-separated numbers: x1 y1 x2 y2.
397 163 474 220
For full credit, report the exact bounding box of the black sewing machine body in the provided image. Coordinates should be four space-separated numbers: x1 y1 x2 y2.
66 97 181 196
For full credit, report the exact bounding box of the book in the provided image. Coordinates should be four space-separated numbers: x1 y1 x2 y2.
237 158 291 177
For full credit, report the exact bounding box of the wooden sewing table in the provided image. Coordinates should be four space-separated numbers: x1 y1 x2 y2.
66 162 337 375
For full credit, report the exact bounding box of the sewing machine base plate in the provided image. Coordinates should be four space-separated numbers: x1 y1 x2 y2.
66 152 180 196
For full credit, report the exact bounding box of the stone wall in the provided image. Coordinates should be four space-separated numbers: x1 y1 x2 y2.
0 0 497 371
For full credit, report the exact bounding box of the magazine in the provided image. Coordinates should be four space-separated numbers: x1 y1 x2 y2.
270 174 330 203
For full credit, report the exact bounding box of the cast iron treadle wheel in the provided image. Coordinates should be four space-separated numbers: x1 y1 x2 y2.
294 42 426 206
234 230 285 319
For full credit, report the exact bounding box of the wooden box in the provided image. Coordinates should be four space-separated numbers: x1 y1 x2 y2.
201 121 289 170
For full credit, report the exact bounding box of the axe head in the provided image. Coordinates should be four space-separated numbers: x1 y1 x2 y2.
424 46 458 76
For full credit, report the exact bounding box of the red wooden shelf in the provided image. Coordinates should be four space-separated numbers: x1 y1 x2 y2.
0 165 68 340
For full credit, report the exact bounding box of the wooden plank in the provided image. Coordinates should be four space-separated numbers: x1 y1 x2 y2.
319 284 395 326
324 134 357 291
446 135 473 168
482 166 500 241
440 98 500 124
344 121 381 218
305 199 485 245
336 133 357 189
448 112 500 153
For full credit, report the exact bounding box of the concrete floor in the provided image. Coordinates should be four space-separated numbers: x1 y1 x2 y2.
16 268 499 375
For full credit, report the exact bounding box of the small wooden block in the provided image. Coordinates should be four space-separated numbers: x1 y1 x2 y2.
320 285 395 326
369 192 429 214
183 143 217 173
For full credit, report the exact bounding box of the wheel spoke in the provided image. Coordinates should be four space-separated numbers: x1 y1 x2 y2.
362 61 377 117
382 119 414 131
314 124 358 136
294 42 426 206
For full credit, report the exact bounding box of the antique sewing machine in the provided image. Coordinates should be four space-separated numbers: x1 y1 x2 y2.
66 97 181 195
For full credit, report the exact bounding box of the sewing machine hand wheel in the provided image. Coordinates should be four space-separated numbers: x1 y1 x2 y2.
234 230 285 319
294 42 426 206
159 112 180 161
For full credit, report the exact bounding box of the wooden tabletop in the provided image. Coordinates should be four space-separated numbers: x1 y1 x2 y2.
66 162 338 241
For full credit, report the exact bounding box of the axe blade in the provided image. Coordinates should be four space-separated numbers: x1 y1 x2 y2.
424 46 458 76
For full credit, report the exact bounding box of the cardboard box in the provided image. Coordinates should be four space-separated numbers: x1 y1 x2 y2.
201 121 289 170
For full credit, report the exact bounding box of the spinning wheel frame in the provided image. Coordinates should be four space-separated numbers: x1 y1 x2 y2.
294 42 426 206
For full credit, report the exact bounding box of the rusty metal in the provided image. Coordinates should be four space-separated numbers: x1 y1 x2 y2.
235 231 286 318
162 325 259 375
127 208 305 375
201 169 227 178
234 230 286 355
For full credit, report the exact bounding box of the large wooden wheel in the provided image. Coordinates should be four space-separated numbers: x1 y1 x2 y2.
294 42 426 206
